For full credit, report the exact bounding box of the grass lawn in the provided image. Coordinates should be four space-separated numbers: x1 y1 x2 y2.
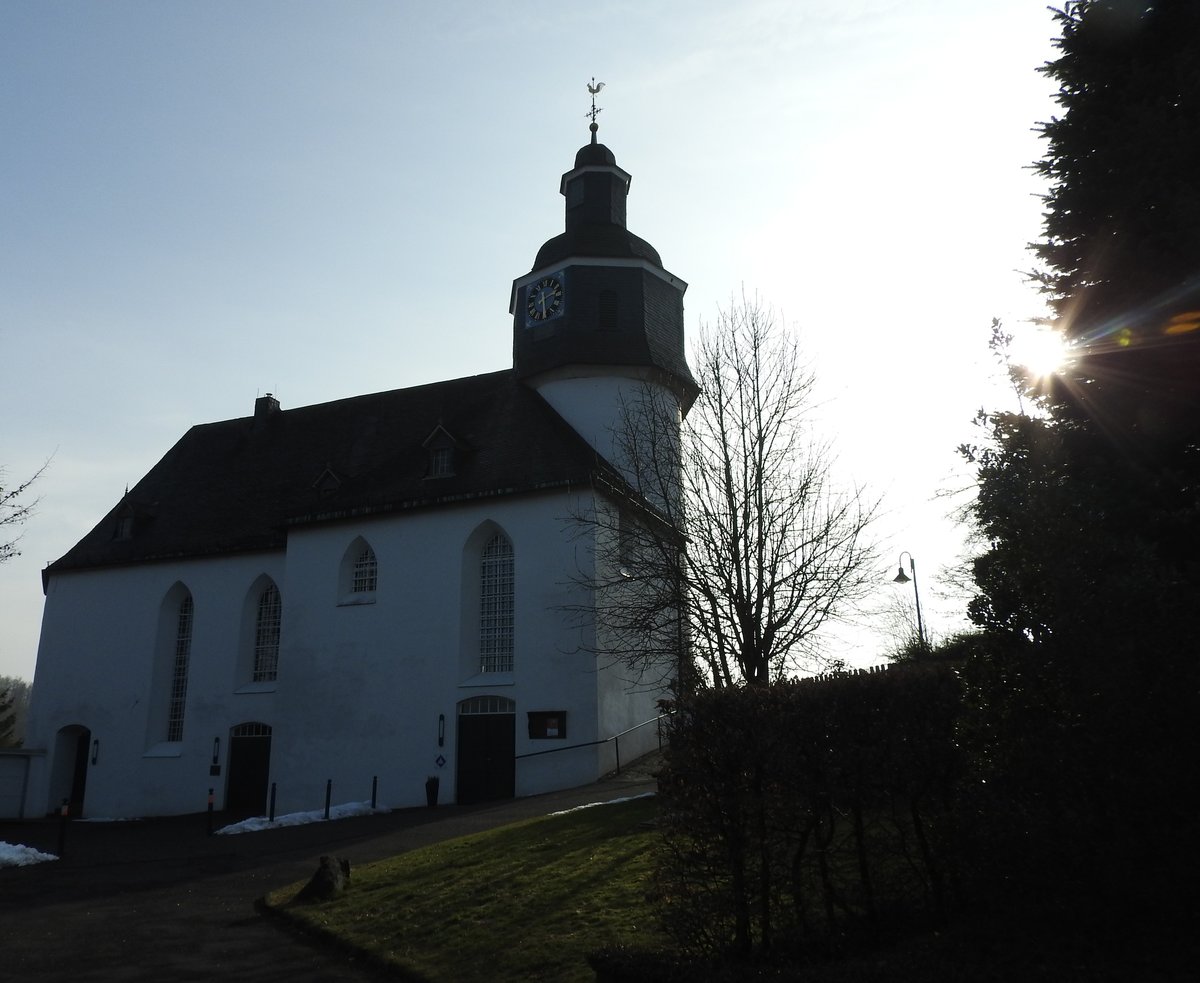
264 795 666 982
264 793 1199 982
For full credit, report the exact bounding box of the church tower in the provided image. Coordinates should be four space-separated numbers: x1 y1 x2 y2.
510 111 698 478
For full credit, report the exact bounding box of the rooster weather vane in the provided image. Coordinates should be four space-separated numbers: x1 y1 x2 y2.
587 78 605 140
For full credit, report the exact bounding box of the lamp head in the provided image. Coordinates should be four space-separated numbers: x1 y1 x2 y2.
893 566 911 584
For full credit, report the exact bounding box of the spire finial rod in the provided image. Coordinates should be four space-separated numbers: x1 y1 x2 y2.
586 78 605 143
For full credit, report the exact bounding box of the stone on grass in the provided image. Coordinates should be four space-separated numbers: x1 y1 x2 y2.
295 855 351 903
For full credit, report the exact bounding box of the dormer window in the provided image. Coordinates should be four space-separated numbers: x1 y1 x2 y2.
423 425 461 479
111 497 154 541
430 446 454 477
313 466 342 498
114 514 134 540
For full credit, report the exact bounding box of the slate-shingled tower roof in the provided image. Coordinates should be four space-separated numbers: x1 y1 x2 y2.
48 370 605 574
511 135 698 409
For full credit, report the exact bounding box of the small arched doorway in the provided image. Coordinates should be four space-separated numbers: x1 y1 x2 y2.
225 722 272 818
49 724 91 817
456 696 515 804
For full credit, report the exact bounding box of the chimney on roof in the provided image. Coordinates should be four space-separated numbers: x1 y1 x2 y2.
254 393 280 428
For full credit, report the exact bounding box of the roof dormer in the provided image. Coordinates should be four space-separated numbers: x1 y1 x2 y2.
422 425 461 478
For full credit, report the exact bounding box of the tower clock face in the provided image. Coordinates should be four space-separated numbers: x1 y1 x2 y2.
526 276 564 322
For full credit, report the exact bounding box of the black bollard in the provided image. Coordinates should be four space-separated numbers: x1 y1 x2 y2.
206 787 214 835
324 779 332 820
57 798 69 857
269 782 277 822
371 775 378 810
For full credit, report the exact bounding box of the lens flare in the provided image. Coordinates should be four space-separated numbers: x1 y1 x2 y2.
1164 311 1200 336
1011 325 1072 379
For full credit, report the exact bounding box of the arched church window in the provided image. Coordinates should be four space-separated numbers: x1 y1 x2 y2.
479 533 514 673
166 594 193 742
352 543 378 593
339 537 379 605
254 584 281 682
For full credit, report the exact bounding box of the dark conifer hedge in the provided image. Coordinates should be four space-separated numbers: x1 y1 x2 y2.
655 663 962 958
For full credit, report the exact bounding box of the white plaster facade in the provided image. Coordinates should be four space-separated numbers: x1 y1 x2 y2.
21 485 671 818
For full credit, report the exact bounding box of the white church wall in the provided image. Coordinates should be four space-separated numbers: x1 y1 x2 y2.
261 487 611 813
535 372 674 474
23 483 665 818
267 507 462 813
23 551 284 818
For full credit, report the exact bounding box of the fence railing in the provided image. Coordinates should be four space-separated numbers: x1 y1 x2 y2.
514 712 669 775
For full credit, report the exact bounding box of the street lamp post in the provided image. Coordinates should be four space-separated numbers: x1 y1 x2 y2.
893 551 926 650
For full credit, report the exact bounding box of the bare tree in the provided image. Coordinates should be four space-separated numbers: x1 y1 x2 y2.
1 462 48 565
570 297 880 689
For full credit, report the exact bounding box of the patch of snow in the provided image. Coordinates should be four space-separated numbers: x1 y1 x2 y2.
214 800 389 835
549 791 656 816
0 841 58 867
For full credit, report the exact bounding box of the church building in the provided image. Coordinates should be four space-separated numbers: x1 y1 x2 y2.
19 122 697 819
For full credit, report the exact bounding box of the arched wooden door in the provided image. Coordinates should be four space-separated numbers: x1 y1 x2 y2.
456 696 515 805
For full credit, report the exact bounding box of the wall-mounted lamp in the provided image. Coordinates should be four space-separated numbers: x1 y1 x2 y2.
438 713 445 747
91 738 100 765
212 736 221 766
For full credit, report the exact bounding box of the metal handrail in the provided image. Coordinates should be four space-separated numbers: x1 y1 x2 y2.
513 712 670 775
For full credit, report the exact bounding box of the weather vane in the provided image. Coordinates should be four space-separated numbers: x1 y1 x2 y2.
586 78 605 141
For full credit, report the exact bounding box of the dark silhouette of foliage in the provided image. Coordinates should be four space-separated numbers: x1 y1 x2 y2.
655 665 962 959
1034 0 1200 450
962 0 1200 909
0 677 31 748
0 689 16 747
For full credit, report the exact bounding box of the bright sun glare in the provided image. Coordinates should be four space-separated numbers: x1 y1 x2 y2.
1011 325 1072 379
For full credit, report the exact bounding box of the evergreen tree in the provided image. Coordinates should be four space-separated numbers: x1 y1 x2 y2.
1035 0 1200 449
0 685 19 747
961 0 1200 906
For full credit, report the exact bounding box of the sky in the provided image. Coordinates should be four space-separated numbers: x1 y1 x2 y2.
0 1 1061 681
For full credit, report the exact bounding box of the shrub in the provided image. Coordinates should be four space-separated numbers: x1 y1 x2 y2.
656 664 962 959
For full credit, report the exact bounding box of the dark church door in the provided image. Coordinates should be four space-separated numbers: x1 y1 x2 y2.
456 697 515 805
67 728 90 816
225 722 272 818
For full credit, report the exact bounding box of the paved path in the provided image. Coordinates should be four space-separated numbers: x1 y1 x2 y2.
0 765 658 982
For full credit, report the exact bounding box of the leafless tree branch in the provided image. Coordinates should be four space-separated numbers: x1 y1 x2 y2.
566 296 880 689
1 460 50 565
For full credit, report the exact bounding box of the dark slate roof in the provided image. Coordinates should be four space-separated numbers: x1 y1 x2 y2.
574 141 617 167
533 225 663 271
49 370 607 574
535 141 662 270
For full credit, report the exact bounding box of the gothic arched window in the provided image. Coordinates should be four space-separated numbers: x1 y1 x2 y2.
479 534 514 673
166 594 193 741
352 543 378 593
253 584 281 682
